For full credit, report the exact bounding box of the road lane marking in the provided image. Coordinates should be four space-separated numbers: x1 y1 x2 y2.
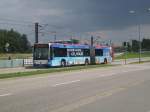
0 93 12 97
98 73 116 77
52 80 81 87
51 87 126 112
97 67 150 78
51 80 146 112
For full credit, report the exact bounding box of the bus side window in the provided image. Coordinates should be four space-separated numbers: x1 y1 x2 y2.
53 48 67 57
83 49 90 56
50 47 53 60
95 49 103 56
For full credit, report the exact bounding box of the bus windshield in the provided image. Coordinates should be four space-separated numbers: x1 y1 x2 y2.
34 44 49 60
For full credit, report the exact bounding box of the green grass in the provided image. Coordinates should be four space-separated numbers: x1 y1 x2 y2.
0 64 113 79
0 53 32 60
130 60 150 64
115 52 150 60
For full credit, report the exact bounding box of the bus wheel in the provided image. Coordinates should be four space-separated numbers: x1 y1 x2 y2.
61 60 66 67
85 59 89 65
104 58 107 64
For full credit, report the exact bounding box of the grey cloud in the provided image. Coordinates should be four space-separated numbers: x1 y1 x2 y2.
1 0 150 43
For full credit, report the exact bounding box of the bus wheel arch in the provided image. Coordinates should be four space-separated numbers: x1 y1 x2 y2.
61 59 66 67
104 58 108 64
85 58 89 65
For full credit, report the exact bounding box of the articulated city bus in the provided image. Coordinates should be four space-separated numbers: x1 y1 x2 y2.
33 42 113 67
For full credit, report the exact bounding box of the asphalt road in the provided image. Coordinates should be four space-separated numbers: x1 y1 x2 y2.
0 63 150 112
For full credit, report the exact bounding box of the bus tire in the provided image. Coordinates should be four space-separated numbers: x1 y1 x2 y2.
104 58 107 64
61 60 66 67
85 59 89 65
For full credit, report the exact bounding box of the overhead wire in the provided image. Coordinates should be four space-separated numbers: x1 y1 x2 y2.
0 17 34 24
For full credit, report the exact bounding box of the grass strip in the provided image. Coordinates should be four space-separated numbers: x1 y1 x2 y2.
0 64 113 79
129 60 150 64
0 53 32 60
115 52 150 60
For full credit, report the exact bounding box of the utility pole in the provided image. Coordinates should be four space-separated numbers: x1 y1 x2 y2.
35 22 39 43
123 42 127 65
138 23 141 63
129 10 142 64
125 45 127 65
91 36 94 47
90 36 95 65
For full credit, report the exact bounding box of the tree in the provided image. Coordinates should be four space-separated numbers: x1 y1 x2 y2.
20 34 31 52
0 29 31 53
142 38 150 50
127 42 132 52
132 40 139 52
122 42 132 52
122 38 150 52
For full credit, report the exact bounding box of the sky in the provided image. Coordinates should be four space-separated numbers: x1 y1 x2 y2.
0 0 150 45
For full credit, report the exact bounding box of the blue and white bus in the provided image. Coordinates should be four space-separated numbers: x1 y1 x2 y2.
95 45 113 64
33 42 112 67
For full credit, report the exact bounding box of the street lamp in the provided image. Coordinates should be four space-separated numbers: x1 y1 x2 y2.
129 10 141 63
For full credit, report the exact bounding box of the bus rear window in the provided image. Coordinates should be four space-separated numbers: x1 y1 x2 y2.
34 47 48 60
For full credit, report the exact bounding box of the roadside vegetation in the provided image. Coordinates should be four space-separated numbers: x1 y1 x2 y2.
0 29 31 53
115 52 150 60
130 60 150 64
0 53 32 60
114 38 150 60
0 64 113 79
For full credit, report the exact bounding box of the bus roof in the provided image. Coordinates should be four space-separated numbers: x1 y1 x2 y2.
95 45 111 49
34 42 111 49
51 43 90 49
